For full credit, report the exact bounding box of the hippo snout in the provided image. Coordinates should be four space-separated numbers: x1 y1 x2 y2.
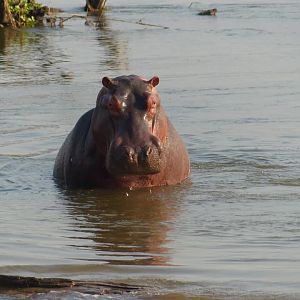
107 143 161 176
117 146 138 166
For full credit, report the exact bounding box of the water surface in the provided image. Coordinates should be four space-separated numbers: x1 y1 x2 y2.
1 0 300 299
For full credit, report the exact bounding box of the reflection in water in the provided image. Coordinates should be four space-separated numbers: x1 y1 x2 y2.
0 27 71 85
60 186 183 266
96 15 128 71
0 28 24 55
0 15 129 87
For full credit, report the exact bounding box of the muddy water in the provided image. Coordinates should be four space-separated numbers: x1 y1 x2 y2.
1 0 300 299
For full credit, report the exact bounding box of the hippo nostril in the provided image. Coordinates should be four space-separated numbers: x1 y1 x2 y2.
150 135 162 154
123 146 137 163
144 146 152 157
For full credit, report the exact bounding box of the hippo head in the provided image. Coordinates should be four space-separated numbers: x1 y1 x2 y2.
92 75 164 177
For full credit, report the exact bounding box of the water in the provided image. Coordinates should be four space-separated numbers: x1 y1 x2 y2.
1 0 300 298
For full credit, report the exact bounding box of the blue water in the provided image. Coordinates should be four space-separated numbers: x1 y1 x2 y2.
1 0 300 299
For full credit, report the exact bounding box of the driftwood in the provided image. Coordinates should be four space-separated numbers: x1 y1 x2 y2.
0 274 142 296
44 13 169 29
188 3 218 16
198 8 217 16
46 14 88 27
0 275 74 289
105 17 169 29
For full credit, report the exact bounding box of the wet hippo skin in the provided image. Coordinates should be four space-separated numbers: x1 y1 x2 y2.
53 75 190 189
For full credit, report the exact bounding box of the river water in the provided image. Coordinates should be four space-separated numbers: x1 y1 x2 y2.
1 0 300 299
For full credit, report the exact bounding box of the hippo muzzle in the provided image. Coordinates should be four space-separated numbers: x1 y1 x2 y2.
106 136 162 176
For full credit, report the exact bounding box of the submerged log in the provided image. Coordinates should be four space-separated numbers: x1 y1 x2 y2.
0 274 142 295
0 0 17 28
0 275 74 289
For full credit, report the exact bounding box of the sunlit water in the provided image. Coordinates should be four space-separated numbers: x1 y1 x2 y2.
1 0 300 299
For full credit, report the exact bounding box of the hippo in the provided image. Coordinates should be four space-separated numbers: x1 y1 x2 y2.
53 75 190 189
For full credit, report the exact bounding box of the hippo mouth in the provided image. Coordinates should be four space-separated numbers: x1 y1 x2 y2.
106 143 161 177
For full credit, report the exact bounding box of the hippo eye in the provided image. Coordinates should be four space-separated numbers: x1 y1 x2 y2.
107 96 123 115
116 91 129 102
141 92 151 108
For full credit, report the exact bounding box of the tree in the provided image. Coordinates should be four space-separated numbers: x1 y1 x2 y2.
0 0 16 28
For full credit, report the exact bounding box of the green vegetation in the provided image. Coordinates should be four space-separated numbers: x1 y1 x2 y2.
8 0 43 27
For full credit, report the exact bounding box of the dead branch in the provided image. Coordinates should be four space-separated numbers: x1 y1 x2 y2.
105 17 169 29
45 14 88 27
44 13 169 30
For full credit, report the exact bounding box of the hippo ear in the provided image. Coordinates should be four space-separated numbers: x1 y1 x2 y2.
102 76 117 90
148 76 159 87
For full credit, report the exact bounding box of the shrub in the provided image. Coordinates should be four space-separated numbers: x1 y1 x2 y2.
8 0 43 27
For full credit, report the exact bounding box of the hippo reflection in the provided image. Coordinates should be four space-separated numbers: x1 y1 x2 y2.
53 75 190 189
63 187 182 265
